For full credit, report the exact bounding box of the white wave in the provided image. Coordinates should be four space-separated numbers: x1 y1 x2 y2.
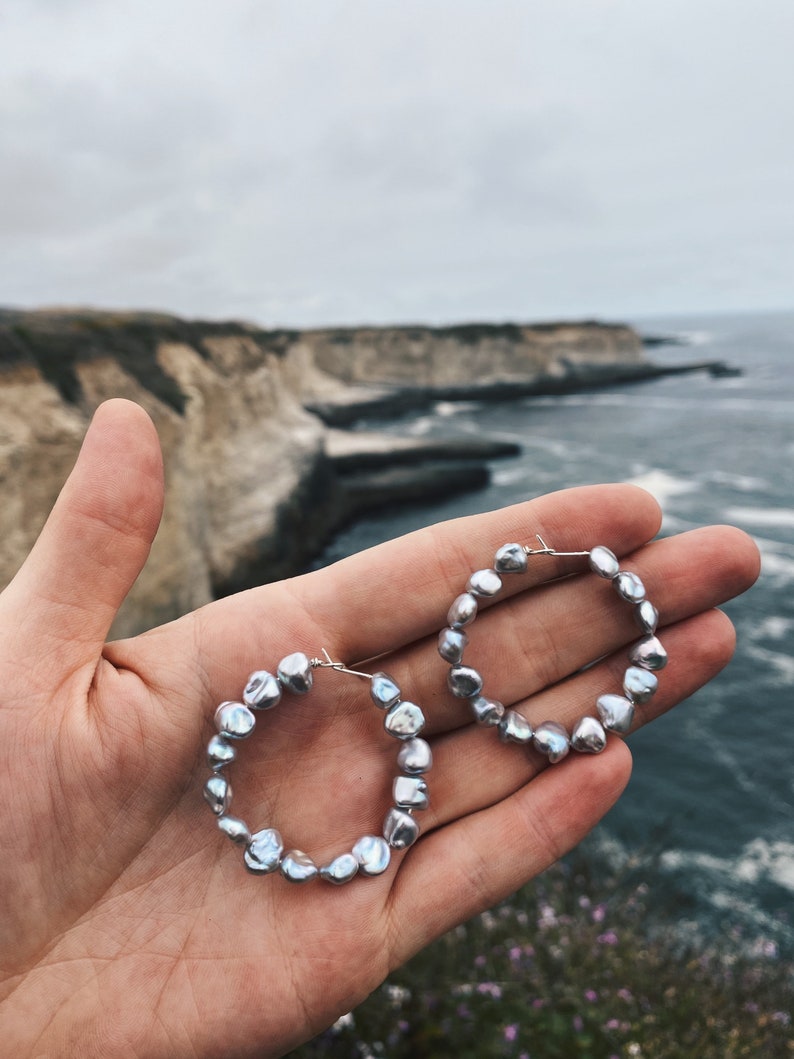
625 470 698 507
491 466 532 487
758 547 794 584
522 436 582 460
677 329 715 346
745 643 794 686
662 838 794 894
704 470 769 493
432 400 482 417
751 616 793 641
405 416 436 437
725 506 794 529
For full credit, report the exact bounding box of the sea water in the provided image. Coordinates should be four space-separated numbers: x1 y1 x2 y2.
313 308 794 953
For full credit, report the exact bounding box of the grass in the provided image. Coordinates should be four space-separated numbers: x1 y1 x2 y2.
290 846 793 1058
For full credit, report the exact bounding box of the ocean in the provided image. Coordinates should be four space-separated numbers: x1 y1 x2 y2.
312 308 794 955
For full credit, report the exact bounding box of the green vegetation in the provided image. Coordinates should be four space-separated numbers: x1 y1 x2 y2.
291 848 793 1058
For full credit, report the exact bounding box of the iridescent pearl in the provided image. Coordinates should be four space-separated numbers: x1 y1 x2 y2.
596 693 635 733
630 635 668 671
207 734 236 770
438 627 468 663
635 599 659 634
217 815 251 845
384 701 426 739
277 652 313 694
623 666 658 704
370 672 401 710
244 828 283 874
215 701 256 740
532 721 570 763
320 853 359 885
393 775 429 810
589 545 620 579
614 571 646 603
494 542 527 574
447 664 484 698
203 774 231 815
243 670 281 710
469 695 505 726
570 716 607 753
447 593 478 629
280 850 318 883
466 569 503 597
397 737 433 774
383 808 420 850
352 835 392 876
498 709 533 744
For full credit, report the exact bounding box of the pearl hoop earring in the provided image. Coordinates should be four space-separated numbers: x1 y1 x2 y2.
204 650 432 885
438 538 667 760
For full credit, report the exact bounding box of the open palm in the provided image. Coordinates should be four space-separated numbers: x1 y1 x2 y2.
0 401 759 1057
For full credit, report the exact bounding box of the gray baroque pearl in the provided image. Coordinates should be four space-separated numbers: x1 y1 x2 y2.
596 693 635 733
635 599 659 634
243 670 281 710
370 672 401 710
320 853 359 885
532 721 570 763
589 545 620 579
623 666 658 704
630 634 668 671
571 716 607 754
614 571 646 603
467 568 503 597
352 835 391 876
470 695 505 726
397 737 433 774
217 815 251 845
384 701 426 740
438 627 468 664
204 774 231 815
280 850 318 883
244 828 283 874
498 709 533 744
215 701 256 740
447 592 478 629
383 807 420 850
277 652 313 694
494 542 527 574
207 734 236 770
393 775 429 810
447 664 483 699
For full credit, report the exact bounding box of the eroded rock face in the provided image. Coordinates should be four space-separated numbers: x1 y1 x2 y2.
300 321 644 388
0 310 645 636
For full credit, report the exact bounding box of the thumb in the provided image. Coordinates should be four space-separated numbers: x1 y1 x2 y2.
0 399 164 685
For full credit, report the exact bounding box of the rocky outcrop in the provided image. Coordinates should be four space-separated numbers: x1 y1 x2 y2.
0 309 659 636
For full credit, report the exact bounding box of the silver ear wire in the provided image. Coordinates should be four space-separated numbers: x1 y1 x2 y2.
523 534 590 558
309 648 374 680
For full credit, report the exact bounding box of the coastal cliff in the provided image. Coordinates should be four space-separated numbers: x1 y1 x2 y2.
0 309 649 635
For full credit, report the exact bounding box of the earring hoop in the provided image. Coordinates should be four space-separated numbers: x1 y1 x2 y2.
438 538 666 760
203 650 432 884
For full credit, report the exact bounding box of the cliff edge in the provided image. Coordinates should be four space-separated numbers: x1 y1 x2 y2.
0 309 648 635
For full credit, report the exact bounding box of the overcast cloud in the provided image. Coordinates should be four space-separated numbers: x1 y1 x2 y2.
1 0 792 326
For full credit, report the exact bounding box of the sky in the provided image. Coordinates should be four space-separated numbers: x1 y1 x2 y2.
1 0 792 327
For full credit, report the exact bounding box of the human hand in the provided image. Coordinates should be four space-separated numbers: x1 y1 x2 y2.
0 400 760 1057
